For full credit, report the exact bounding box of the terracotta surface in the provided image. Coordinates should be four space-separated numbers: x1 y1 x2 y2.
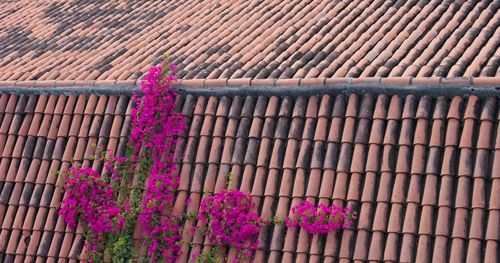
0 91 498 262
0 0 499 261
0 0 499 82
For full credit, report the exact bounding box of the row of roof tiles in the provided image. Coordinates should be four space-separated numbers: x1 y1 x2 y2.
0 76 500 88
0 0 499 81
0 91 498 262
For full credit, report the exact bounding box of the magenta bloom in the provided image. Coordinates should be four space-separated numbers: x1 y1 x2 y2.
286 200 356 234
58 59 186 262
133 62 186 262
59 166 125 261
198 190 264 261
59 167 125 233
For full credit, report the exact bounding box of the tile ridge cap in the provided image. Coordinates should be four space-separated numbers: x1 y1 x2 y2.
0 82 499 98
0 79 141 87
1 77 500 88
173 77 500 87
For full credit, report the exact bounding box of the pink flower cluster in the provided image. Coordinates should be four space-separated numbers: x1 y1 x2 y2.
59 167 125 255
198 190 264 260
286 201 356 234
59 59 187 261
132 62 186 261
130 64 184 157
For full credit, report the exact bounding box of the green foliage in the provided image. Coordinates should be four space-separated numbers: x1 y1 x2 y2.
270 216 286 226
226 172 235 189
110 235 134 263
196 247 223 263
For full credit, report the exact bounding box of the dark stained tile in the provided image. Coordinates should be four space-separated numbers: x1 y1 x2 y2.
0 1 498 81
0 82 499 263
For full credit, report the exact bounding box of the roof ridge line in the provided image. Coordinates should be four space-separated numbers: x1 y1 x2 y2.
176 83 500 98
1 82 499 98
1 77 500 88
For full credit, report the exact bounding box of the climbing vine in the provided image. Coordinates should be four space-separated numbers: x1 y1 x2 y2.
59 55 356 262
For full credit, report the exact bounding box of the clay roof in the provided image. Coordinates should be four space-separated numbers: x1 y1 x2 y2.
1 0 500 262
0 84 499 262
0 0 499 82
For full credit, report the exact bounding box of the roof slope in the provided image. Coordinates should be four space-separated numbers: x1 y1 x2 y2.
0 89 499 262
0 0 499 81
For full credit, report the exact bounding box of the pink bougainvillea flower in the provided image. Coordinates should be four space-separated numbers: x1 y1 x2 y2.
198 189 264 261
286 200 356 234
59 166 126 262
132 60 186 262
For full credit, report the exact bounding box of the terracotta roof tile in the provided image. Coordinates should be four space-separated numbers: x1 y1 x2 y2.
0 2 498 260
0 1 498 83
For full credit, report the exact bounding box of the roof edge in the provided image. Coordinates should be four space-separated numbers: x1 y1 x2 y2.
180 76 500 87
1 83 500 99
0 79 138 87
177 83 500 98
1 77 500 88
0 85 139 96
